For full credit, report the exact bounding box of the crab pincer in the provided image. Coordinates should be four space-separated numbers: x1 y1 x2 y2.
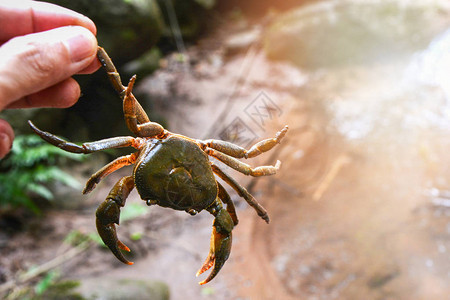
197 206 234 285
95 176 135 265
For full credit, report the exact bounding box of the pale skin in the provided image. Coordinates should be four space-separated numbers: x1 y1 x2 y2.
0 0 100 158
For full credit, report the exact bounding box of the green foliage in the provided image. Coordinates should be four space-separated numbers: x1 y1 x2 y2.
0 135 83 214
35 271 59 296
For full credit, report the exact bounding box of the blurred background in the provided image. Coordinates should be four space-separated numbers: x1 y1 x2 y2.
1 0 450 299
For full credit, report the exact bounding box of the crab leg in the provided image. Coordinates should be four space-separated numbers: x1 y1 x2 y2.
217 182 238 226
122 76 164 138
212 163 270 223
97 47 150 124
83 153 138 194
197 199 234 285
28 121 139 153
96 176 135 265
98 47 164 138
206 147 281 177
201 125 288 159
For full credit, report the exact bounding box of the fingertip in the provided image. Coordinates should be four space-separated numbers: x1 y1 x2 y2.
0 119 14 159
75 15 97 36
64 26 98 64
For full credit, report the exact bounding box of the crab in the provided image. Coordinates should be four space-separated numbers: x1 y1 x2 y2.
28 47 288 285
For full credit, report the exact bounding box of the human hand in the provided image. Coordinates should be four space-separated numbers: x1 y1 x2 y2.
0 0 100 158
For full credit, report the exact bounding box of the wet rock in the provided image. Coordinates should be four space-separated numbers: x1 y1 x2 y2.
76 277 170 300
264 0 450 69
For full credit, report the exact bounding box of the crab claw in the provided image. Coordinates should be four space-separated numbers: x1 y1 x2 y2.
96 199 133 265
95 176 134 265
196 209 234 285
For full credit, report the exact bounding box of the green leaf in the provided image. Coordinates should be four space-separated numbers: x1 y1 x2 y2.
35 271 58 295
27 183 53 200
0 134 83 213
21 197 41 215
46 168 82 189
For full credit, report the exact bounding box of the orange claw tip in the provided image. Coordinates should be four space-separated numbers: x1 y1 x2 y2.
118 241 131 252
121 246 131 252
198 279 208 285
127 261 134 265
195 268 206 277
196 260 214 277
195 269 204 277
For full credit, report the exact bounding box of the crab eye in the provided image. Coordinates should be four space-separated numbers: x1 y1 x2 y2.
146 199 158 206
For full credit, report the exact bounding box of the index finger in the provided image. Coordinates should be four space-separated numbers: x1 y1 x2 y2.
0 0 96 43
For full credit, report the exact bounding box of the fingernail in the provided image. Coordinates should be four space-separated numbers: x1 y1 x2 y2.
65 27 97 63
0 133 12 159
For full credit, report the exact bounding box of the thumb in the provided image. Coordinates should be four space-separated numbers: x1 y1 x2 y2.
0 26 97 109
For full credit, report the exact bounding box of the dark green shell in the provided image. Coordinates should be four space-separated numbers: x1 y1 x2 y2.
133 136 217 212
